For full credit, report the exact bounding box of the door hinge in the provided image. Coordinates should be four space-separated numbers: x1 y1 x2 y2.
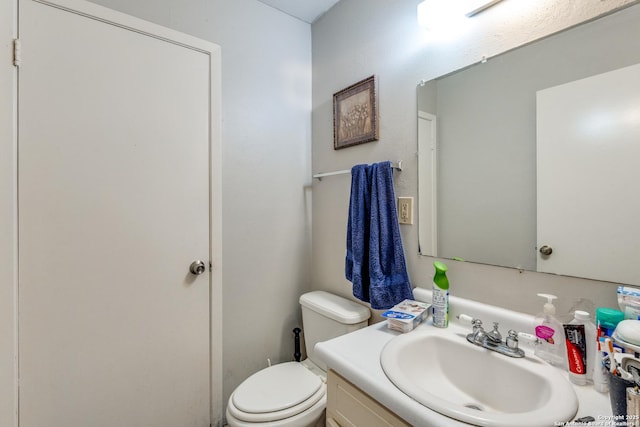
209 261 212 272
13 39 22 67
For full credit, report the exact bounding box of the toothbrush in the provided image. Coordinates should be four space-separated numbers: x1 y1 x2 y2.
605 338 616 374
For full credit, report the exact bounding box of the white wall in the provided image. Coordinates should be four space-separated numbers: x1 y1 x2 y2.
311 0 639 319
0 0 311 424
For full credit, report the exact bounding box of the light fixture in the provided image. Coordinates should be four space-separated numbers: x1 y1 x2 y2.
466 0 505 17
417 0 465 31
417 0 505 30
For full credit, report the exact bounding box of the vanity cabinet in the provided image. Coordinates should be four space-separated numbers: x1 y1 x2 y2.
326 370 411 427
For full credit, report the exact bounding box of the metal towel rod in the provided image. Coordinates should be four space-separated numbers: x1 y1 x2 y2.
313 160 403 180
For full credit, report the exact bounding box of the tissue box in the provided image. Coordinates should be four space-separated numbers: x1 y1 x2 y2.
382 299 431 333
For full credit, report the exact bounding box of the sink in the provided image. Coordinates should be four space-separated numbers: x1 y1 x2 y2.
380 326 578 427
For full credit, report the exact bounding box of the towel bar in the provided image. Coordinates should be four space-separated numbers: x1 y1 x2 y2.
313 160 403 180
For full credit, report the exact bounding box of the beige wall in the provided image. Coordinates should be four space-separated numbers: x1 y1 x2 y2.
311 0 639 319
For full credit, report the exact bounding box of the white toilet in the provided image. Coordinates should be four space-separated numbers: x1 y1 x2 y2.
225 291 371 427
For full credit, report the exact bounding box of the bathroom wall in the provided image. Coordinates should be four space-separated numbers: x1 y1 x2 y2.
311 0 639 319
0 0 311 423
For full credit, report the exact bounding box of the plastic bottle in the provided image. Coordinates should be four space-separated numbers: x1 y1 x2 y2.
432 261 449 328
533 294 566 366
564 298 596 323
617 286 640 319
592 308 624 393
563 310 596 386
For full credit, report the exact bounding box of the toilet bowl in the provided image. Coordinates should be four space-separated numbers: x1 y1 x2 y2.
225 291 370 427
226 360 326 427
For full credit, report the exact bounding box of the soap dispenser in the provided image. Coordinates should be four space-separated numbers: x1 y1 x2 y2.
534 293 566 366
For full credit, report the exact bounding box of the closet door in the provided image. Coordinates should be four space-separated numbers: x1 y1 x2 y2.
536 63 640 285
18 0 218 425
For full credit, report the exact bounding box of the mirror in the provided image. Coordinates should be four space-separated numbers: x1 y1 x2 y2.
418 4 640 282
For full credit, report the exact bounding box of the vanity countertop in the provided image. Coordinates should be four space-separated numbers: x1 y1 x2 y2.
315 297 613 427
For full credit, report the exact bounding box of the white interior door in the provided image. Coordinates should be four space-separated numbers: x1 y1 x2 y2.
418 111 438 257
18 1 218 425
537 62 640 284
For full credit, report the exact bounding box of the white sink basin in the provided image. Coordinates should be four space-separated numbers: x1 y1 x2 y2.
380 326 578 427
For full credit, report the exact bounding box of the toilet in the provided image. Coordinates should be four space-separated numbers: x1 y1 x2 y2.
225 291 371 427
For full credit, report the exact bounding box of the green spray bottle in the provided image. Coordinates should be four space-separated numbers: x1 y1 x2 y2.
432 261 449 328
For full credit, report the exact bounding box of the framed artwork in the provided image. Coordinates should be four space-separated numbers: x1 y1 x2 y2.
333 75 379 150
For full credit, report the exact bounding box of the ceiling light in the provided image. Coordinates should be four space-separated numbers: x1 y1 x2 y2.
466 0 505 17
417 0 505 30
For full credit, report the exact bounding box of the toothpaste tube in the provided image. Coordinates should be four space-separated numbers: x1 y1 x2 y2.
564 324 588 385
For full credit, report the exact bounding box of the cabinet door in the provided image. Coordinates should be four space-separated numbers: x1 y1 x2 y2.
327 370 412 427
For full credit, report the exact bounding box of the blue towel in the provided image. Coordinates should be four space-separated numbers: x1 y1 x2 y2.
346 161 413 309
346 164 371 302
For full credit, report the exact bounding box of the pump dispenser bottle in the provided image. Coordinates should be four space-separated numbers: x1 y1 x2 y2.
534 294 566 366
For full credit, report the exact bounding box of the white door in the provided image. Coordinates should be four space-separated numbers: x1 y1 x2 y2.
537 63 640 284
18 0 219 425
417 111 438 257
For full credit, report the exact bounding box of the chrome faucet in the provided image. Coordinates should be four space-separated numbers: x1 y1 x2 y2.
460 315 526 358
486 322 502 344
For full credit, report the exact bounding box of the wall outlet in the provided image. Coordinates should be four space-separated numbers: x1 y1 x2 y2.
398 197 413 225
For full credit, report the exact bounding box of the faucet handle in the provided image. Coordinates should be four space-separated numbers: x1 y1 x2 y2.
516 331 540 344
470 319 485 335
507 330 540 349
456 314 484 330
506 330 519 349
457 314 475 324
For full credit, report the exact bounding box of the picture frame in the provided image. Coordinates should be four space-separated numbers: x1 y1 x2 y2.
333 75 379 150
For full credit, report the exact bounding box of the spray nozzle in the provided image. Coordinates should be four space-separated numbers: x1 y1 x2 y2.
537 293 557 316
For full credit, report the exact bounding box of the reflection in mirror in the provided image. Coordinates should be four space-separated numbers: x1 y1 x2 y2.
417 4 640 283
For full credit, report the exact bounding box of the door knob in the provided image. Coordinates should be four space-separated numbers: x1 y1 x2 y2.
539 245 553 256
189 260 206 275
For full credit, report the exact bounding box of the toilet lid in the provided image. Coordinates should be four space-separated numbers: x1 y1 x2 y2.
232 362 323 414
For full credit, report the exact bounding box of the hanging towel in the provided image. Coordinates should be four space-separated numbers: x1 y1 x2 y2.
346 161 413 309
346 164 371 303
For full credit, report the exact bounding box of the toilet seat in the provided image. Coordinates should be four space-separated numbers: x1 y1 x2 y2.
228 362 326 423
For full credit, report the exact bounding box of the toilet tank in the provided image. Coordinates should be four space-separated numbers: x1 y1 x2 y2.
299 291 370 370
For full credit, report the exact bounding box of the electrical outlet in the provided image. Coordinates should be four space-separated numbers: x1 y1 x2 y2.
398 197 413 225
